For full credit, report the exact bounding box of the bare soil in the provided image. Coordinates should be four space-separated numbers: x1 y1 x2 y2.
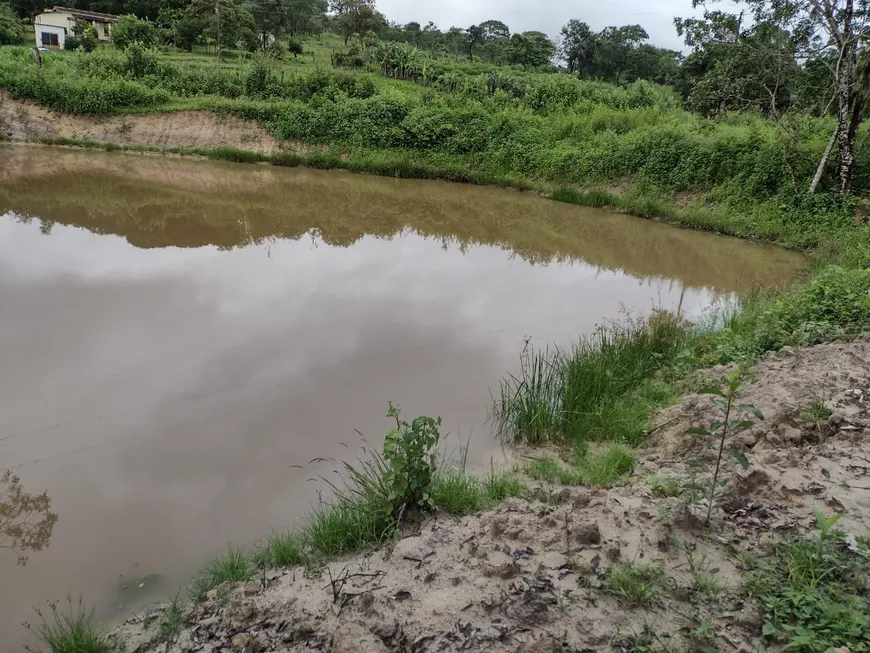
0 91 281 153
114 340 870 653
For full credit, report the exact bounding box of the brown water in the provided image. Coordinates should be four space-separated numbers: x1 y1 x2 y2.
0 147 804 648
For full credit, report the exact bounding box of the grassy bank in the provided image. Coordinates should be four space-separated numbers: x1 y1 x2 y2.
2 43 868 252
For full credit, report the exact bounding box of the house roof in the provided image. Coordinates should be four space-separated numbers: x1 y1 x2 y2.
43 6 120 23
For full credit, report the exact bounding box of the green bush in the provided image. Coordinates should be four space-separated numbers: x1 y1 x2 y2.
710 266 870 361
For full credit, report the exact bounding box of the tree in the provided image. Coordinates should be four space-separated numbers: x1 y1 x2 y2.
65 16 99 49
592 25 649 83
465 23 483 60
247 0 324 49
0 1 26 44
331 0 382 44
0 471 57 566
184 0 258 52
560 19 595 74
678 0 870 195
506 31 555 68
111 13 159 47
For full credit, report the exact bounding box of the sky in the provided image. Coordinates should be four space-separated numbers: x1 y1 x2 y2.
376 0 703 51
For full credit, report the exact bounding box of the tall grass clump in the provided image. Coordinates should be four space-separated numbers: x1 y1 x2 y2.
493 313 691 448
24 596 113 653
190 546 255 602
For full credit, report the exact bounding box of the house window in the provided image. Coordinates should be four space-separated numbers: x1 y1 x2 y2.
40 32 59 47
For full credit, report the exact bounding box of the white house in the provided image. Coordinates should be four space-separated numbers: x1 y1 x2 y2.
34 7 119 49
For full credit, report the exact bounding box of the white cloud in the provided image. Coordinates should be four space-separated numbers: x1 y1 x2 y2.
377 0 700 50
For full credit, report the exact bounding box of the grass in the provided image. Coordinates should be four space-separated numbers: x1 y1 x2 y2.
746 527 870 651
525 443 636 487
152 593 183 644
429 469 524 516
250 532 306 568
648 475 684 498
801 400 833 423
190 546 256 602
493 314 690 448
602 560 665 605
24 596 113 653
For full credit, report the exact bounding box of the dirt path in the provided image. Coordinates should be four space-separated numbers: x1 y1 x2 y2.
114 339 870 653
0 91 280 153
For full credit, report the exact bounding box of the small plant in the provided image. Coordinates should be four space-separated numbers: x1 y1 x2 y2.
648 475 684 498
153 593 183 644
190 546 255 602
686 370 763 525
747 510 870 651
603 560 665 605
24 596 112 653
577 444 635 487
800 400 833 423
381 403 441 516
683 545 725 600
251 532 306 568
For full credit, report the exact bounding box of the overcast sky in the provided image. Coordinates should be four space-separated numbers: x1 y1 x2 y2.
377 0 703 51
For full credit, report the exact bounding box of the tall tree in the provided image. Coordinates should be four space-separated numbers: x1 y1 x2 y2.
678 0 870 195
465 23 483 60
506 30 555 68
592 24 649 83
0 1 25 44
331 0 382 43
560 19 595 74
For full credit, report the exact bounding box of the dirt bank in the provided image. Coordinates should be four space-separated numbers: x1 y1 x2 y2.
0 91 280 153
114 340 870 653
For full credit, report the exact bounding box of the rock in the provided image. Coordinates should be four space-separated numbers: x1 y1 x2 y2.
571 489 592 508
333 623 389 653
539 552 568 569
557 488 572 503
735 432 758 449
230 633 262 653
762 452 782 465
730 467 771 495
779 345 795 356
482 551 519 579
392 536 433 561
574 521 601 545
504 592 553 625
674 504 706 531
777 423 804 444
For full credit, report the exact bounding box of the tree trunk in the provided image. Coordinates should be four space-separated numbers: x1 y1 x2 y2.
810 128 837 194
834 0 857 195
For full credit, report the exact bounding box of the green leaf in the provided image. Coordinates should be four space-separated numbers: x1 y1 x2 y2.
762 622 777 637
698 386 725 397
712 397 727 413
738 403 765 420
730 448 750 471
686 427 712 436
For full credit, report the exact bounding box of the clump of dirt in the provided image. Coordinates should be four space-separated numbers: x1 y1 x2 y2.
114 339 870 652
0 91 281 153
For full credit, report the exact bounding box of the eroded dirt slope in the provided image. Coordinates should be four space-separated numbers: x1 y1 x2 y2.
0 91 280 153
115 340 870 653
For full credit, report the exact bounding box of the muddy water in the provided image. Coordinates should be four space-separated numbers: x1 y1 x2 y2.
0 147 804 648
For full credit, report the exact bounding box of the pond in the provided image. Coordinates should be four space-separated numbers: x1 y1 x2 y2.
0 147 805 648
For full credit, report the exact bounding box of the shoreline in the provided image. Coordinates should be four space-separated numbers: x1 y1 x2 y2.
0 93 817 255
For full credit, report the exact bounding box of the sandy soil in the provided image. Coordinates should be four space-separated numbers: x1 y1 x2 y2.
0 91 280 153
113 340 870 653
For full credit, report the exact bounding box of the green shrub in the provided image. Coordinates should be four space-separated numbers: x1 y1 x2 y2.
25 597 113 653
709 266 870 361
